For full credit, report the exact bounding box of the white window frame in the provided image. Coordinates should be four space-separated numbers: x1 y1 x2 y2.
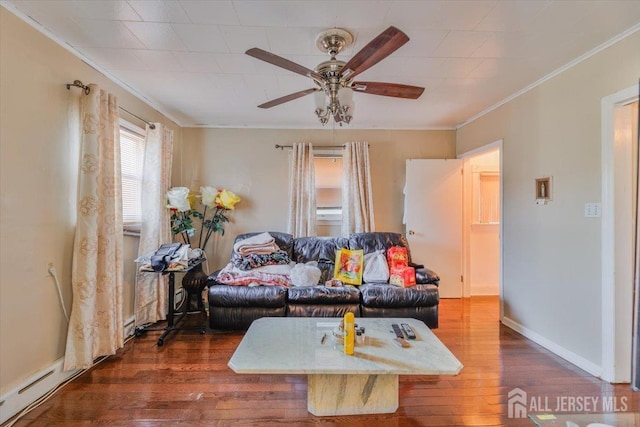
314 149 343 223
119 119 145 234
473 171 500 224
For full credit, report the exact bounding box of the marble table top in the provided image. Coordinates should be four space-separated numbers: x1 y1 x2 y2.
228 317 462 376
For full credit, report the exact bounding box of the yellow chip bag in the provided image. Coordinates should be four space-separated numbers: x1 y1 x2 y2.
333 248 364 285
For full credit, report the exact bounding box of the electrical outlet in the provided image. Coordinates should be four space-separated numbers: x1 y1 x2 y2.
584 203 601 218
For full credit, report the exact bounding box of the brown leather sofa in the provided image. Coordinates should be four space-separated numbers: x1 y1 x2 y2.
206 232 440 330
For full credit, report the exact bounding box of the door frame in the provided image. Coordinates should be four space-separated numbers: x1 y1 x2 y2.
601 84 638 383
458 140 504 315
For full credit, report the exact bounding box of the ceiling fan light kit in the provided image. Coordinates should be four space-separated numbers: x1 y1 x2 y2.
245 26 425 126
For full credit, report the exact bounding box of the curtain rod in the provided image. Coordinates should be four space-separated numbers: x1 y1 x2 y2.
66 80 156 130
274 144 345 150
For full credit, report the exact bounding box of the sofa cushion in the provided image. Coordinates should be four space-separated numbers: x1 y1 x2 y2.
293 236 349 284
209 307 285 330
233 232 294 258
208 284 287 308
287 304 359 318
348 232 413 262
359 284 438 308
287 285 361 304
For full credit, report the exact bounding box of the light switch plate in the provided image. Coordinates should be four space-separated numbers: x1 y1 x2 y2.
584 203 601 218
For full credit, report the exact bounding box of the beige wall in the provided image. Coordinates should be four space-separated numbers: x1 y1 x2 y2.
457 32 640 366
0 8 180 394
179 128 455 270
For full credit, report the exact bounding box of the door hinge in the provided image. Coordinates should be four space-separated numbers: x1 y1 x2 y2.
461 275 464 282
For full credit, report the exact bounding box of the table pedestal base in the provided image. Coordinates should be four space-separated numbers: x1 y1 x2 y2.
307 374 398 416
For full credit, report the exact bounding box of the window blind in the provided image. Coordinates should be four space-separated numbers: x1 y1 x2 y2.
120 125 145 225
479 174 500 224
314 155 343 221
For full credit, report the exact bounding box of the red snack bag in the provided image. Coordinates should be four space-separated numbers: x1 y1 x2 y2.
389 266 416 287
387 246 409 269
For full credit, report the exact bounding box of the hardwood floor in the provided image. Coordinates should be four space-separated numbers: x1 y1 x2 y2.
12 297 639 426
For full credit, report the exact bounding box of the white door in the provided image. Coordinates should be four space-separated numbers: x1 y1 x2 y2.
405 159 463 298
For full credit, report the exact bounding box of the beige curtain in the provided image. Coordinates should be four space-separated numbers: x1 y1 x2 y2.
287 142 316 237
64 85 124 371
134 124 173 326
342 141 375 236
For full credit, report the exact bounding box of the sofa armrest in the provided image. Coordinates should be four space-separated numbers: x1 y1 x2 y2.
206 269 223 286
414 266 440 286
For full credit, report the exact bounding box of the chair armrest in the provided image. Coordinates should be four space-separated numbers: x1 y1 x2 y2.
414 266 440 285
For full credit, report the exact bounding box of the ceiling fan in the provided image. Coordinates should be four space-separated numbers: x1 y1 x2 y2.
245 26 425 125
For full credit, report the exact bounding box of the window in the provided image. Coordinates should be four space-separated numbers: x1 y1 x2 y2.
119 121 145 231
474 172 500 224
314 151 342 222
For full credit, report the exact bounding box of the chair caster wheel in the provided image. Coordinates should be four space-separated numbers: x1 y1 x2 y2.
200 328 206 334
157 338 164 347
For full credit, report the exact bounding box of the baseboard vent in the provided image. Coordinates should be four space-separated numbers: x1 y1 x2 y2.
17 369 55 395
124 316 136 337
1 315 137 425
0 358 79 425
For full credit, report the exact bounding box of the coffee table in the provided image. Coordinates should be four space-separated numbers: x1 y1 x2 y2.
228 317 462 416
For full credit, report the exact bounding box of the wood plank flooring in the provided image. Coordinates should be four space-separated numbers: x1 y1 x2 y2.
11 297 639 426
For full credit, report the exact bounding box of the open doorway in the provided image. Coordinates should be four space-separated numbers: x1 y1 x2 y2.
459 140 503 311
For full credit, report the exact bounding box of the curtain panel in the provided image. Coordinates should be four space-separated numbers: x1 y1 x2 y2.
135 124 174 326
342 141 375 236
64 84 124 371
287 142 316 237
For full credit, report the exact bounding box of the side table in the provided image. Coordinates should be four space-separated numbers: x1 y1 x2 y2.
134 259 207 346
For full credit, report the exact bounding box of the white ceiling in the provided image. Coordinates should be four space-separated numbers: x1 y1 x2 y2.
4 0 640 129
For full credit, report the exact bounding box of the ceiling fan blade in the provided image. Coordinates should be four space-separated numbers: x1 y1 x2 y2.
340 26 409 79
246 48 322 80
352 82 424 99
258 88 318 109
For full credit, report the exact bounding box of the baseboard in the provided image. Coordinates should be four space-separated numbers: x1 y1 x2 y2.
470 283 499 296
0 315 136 425
501 316 602 378
123 315 136 337
0 358 79 425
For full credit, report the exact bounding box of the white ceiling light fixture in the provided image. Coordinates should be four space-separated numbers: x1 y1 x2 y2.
245 26 425 126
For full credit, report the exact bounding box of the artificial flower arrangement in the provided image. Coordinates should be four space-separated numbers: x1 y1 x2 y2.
166 186 241 251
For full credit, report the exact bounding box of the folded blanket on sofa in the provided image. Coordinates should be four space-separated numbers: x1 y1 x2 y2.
231 249 292 271
233 232 279 256
216 262 294 287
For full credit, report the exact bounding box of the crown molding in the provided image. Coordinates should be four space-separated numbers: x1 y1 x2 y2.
456 22 640 130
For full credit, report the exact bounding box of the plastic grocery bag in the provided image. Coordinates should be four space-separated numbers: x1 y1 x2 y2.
363 250 390 283
290 261 322 287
